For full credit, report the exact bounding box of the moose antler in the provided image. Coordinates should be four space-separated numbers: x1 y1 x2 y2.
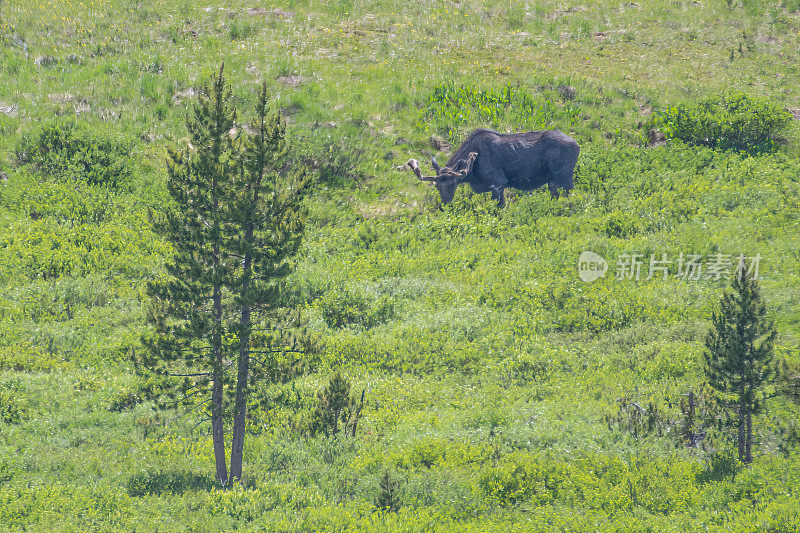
407 159 437 181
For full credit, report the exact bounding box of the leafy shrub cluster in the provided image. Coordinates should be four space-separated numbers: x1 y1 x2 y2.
322 326 488 375
109 385 148 412
293 128 373 188
0 344 62 372
15 120 135 189
0 380 29 424
421 83 565 137
318 287 395 330
0 218 165 280
654 93 792 153
0 484 132 530
479 451 701 513
126 469 214 496
2 275 119 322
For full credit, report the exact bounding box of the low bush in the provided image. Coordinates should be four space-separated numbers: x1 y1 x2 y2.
293 128 371 188
109 388 145 412
0 344 64 372
15 120 135 189
654 93 791 153
420 83 561 138
126 469 214 496
0 218 165 281
318 287 395 330
0 380 29 424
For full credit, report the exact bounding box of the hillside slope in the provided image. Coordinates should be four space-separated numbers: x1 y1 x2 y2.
1 0 800 530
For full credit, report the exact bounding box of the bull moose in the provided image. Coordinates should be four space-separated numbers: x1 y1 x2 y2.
408 128 580 207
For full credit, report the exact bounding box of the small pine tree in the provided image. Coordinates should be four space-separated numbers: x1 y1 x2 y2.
375 470 401 513
704 272 776 464
310 371 364 437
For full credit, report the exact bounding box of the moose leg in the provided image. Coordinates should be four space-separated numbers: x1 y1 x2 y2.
490 185 506 207
548 182 560 199
484 170 509 207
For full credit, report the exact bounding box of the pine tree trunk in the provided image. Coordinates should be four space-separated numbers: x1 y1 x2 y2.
738 382 746 463
744 408 753 464
745 361 754 464
211 281 228 486
229 250 252 483
212 363 227 485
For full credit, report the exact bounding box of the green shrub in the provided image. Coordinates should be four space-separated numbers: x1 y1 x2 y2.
421 83 559 136
228 18 257 41
15 120 135 189
0 380 29 424
546 282 657 334
0 456 12 487
319 287 395 330
0 218 166 281
478 452 550 506
698 450 740 482
108 388 144 412
126 469 214 496
0 344 63 372
5 178 117 224
322 328 485 375
604 395 671 441
600 210 639 238
292 128 371 188
655 93 791 153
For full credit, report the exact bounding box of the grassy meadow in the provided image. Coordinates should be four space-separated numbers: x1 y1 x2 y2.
1 0 800 530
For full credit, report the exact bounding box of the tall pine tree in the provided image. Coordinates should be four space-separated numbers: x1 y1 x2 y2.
145 64 237 485
144 66 308 486
704 270 776 464
228 82 309 482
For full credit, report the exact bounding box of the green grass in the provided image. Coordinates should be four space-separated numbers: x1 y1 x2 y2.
1 0 800 530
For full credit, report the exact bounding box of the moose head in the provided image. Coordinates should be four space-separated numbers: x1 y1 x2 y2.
407 152 478 204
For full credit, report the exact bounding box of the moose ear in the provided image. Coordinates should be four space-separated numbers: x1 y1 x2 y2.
431 157 442 173
455 152 477 181
462 152 477 174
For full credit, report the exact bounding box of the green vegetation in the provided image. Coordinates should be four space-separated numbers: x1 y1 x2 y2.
0 0 799 530
654 93 793 153
309 371 364 437
15 120 135 189
126 469 214 497
375 469 401 513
